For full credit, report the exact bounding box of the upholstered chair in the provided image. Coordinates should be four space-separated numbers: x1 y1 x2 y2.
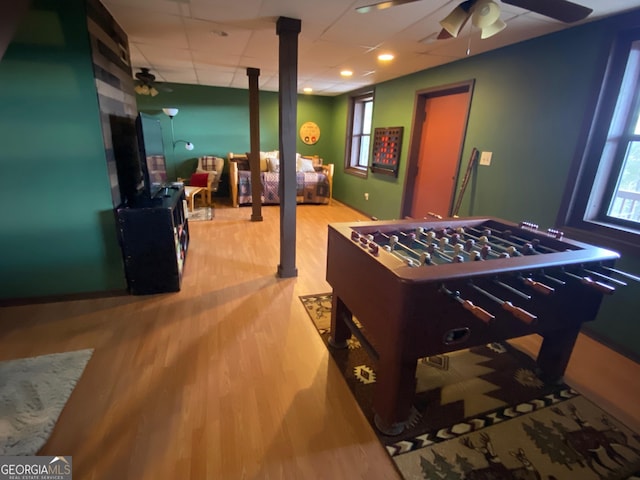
192 156 224 205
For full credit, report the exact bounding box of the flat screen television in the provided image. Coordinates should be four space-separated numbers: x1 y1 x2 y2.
136 113 167 200
110 113 168 207
109 114 145 207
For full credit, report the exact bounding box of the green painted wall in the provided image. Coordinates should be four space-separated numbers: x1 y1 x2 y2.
0 0 126 300
330 22 611 224
135 84 335 184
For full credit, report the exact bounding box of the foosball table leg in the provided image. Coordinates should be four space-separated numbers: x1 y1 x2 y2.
536 324 582 384
329 294 351 349
373 356 418 436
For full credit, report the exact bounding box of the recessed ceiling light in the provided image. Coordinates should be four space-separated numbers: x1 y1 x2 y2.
378 53 394 61
303 87 313 93
340 70 353 77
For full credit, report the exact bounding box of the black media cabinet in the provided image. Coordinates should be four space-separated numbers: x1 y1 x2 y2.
116 186 189 295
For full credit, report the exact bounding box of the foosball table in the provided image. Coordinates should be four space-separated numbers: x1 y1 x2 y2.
326 216 634 435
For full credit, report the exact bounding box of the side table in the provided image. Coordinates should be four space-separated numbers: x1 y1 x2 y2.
184 186 205 212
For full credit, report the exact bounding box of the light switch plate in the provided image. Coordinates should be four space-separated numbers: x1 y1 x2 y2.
480 151 492 166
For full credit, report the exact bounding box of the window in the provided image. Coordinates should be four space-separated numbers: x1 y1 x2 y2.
561 27 640 253
596 39 640 227
345 91 374 176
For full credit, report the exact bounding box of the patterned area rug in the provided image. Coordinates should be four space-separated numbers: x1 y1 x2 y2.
300 293 640 480
187 206 213 222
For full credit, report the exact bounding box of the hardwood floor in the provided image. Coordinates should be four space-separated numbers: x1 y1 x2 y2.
0 201 638 479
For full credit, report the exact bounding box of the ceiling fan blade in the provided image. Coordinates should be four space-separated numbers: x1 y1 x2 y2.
356 0 423 14
502 0 593 23
438 0 474 38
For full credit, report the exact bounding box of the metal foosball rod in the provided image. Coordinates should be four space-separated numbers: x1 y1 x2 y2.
539 270 566 285
440 285 495 324
493 278 532 300
518 275 555 295
562 269 616 295
420 227 500 260
404 234 444 263
401 230 434 251
383 246 421 267
435 249 465 263
444 230 505 260
410 229 466 263
466 226 542 255
600 265 640 283
452 228 516 258
498 228 557 254
421 237 464 263
468 224 553 253
468 282 538 325
452 242 480 261
581 268 628 287
379 231 434 266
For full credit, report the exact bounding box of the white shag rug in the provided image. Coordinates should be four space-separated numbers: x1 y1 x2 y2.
0 349 93 455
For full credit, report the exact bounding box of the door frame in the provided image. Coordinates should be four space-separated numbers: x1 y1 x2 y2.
400 80 475 218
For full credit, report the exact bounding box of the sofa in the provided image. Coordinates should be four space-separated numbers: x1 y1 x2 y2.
228 151 333 207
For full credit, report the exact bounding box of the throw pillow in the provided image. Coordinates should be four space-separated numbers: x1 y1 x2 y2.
297 157 315 173
259 152 268 172
190 172 209 187
267 157 280 173
196 168 217 184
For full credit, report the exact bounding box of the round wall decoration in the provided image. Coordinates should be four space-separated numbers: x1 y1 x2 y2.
300 121 320 145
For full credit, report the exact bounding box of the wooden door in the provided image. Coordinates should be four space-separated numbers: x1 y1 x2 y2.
410 90 471 218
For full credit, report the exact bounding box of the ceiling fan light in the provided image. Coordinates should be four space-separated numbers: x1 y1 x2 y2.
472 0 500 28
439 6 469 38
480 17 506 39
150 87 159 97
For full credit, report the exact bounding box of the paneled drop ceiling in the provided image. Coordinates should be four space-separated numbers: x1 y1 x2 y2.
101 0 640 96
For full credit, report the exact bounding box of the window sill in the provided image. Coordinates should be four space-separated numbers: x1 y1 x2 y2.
561 219 640 257
345 166 368 179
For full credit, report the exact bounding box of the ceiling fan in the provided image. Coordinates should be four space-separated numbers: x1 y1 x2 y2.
134 68 159 96
134 68 173 96
356 0 593 40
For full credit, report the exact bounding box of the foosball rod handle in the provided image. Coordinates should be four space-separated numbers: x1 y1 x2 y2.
468 282 537 325
501 301 537 325
460 299 495 324
520 276 555 295
441 285 494 324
